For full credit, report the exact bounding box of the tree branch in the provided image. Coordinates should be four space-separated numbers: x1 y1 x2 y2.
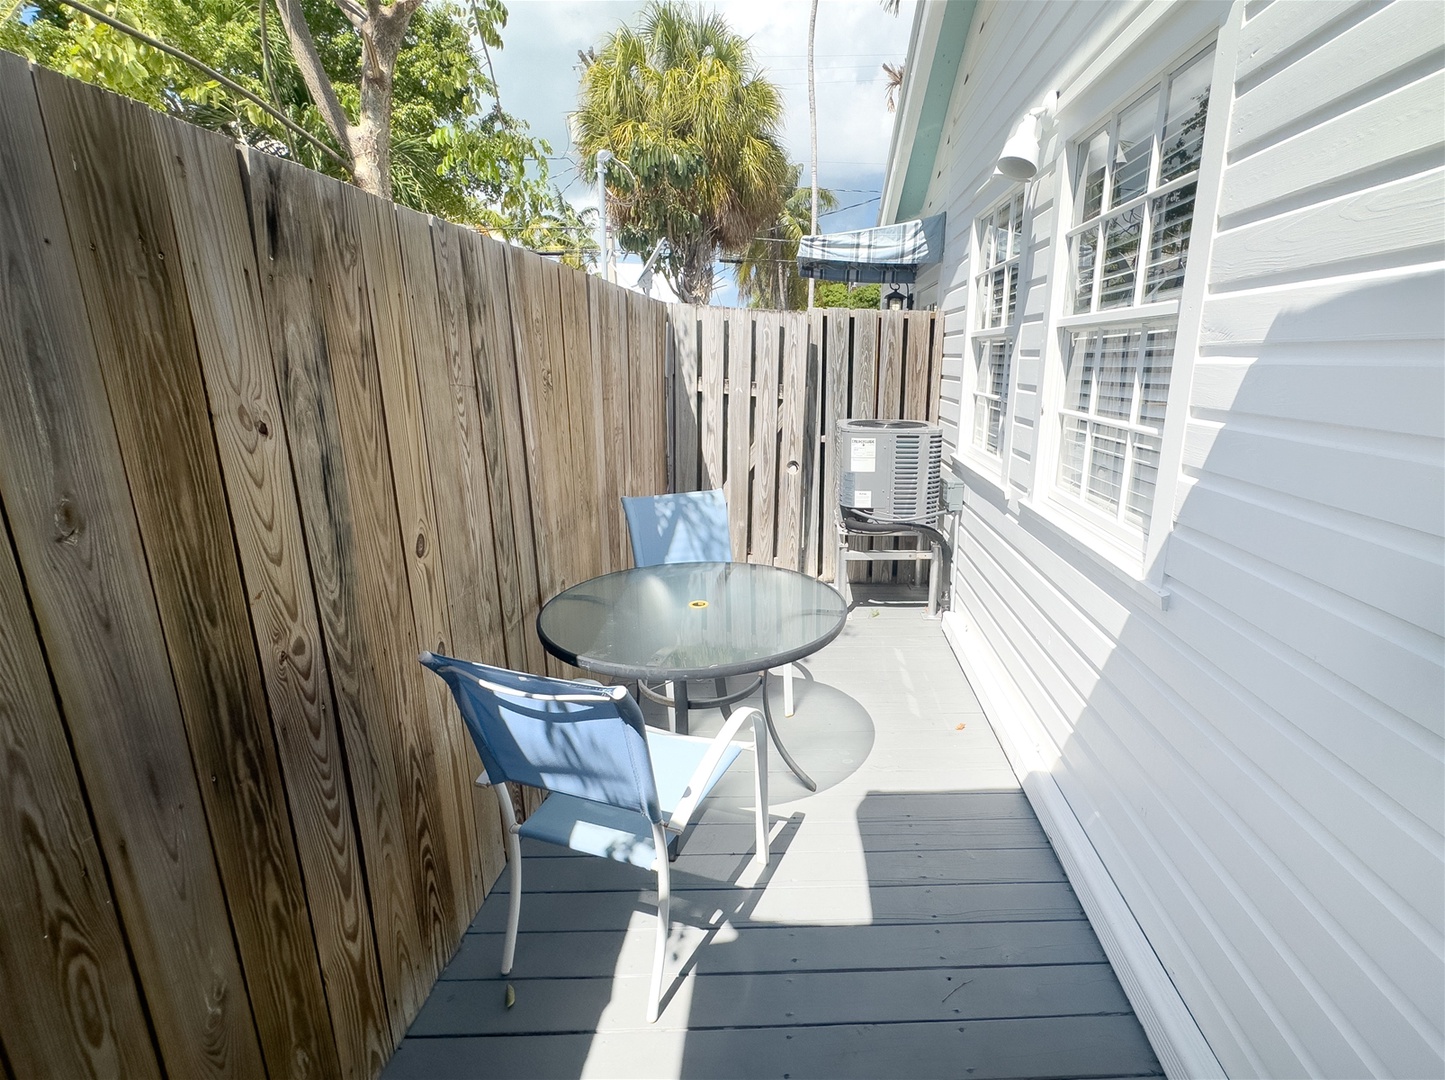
330 0 367 31
53 0 348 167
257 0 296 157
271 0 355 157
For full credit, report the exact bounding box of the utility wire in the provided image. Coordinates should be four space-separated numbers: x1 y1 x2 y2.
820 195 884 216
53 0 349 167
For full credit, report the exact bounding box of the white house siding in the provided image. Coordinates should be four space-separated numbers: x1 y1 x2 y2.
921 0 1445 1076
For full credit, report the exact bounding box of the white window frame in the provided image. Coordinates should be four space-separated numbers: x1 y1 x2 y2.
1037 42 1219 568
965 190 1025 469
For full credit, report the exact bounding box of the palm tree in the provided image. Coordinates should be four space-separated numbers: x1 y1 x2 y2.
883 62 905 112
735 166 836 310
573 1 791 304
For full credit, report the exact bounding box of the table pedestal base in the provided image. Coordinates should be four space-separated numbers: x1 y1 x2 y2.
655 673 816 792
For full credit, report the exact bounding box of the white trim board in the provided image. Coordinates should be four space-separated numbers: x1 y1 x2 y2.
941 609 1226 1080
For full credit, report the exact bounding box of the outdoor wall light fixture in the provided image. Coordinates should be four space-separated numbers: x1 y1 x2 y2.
885 287 908 310
996 92 1060 182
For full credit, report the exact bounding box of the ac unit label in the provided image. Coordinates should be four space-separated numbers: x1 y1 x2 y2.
850 437 876 472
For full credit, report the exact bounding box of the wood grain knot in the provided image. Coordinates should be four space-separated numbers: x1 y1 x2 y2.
256 419 269 437
415 532 427 558
53 497 81 544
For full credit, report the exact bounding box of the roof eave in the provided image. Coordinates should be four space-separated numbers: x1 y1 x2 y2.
879 0 977 226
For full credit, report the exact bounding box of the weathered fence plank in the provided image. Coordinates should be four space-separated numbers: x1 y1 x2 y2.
472 234 547 675
558 264 604 586
403 212 508 898
802 309 828 576
699 306 728 490
248 152 437 1032
726 307 754 557
0 470 160 1080
751 311 782 564
0 59 265 1080
905 310 934 422
667 306 939 578
597 282 631 563
821 309 852 583
631 290 669 502
159 117 391 1077
671 303 701 493
777 314 809 567
360 193 480 956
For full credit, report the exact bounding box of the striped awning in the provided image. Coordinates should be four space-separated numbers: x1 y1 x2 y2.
797 214 946 283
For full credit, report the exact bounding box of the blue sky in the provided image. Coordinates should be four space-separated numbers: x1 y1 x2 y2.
488 0 916 303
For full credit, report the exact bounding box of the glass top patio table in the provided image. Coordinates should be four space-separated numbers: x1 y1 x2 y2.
537 562 847 788
537 562 847 680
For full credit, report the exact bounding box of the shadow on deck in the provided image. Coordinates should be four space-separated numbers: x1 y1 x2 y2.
384 588 1162 1079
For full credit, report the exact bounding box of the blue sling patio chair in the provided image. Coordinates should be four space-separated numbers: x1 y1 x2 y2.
418 651 770 1023
622 489 799 720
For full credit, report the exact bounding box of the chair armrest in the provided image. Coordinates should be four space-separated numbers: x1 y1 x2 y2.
666 705 764 833
480 676 628 705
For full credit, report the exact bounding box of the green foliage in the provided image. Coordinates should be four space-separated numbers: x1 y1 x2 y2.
2 0 592 255
573 0 791 303
735 166 836 310
814 282 881 309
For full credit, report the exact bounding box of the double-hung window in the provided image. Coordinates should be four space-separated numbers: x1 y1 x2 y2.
1057 47 1211 542
971 191 1024 456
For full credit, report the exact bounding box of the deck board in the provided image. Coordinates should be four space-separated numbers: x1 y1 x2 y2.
385 589 1164 1078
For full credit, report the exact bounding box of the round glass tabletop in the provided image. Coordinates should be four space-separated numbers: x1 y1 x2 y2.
537 562 847 681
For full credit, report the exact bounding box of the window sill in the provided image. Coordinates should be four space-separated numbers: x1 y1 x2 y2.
1022 496 1171 611
949 453 1171 612
951 444 1007 486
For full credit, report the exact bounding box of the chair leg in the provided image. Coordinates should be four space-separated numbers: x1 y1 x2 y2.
783 664 795 717
493 783 523 975
752 711 769 866
648 822 672 1023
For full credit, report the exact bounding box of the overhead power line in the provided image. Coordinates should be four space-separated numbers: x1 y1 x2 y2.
52 0 348 167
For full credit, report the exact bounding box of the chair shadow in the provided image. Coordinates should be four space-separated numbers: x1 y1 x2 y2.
386 808 808 1078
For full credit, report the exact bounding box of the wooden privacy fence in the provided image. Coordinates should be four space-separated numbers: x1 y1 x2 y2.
0 54 664 1080
670 306 942 581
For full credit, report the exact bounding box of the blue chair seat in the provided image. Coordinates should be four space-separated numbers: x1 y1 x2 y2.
418 651 769 1022
517 733 741 868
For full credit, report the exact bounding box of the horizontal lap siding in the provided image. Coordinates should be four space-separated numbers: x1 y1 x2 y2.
928 1 1444 1076
1166 6 1445 1070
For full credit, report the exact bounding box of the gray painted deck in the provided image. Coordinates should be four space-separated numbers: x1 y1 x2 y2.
385 588 1163 1079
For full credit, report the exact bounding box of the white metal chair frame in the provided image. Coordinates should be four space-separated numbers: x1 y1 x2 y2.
452 671 769 1023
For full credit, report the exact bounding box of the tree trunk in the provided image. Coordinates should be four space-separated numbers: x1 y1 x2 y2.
271 0 421 200
350 2 417 200
677 239 715 305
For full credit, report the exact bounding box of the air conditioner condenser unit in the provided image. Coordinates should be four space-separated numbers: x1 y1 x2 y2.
838 419 943 523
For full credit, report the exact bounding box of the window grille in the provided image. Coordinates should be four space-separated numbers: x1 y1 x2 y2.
1057 47 1211 532
972 191 1023 456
